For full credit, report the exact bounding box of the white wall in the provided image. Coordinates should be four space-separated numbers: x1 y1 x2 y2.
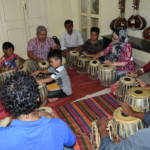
125 0 150 39
99 0 119 36
47 0 80 39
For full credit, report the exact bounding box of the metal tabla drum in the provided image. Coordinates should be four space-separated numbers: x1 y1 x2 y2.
38 83 48 106
0 70 16 85
0 117 11 127
125 87 150 112
20 60 39 73
88 60 100 80
68 50 79 68
90 120 101 150
116 76 136 101
77 55 91 73
38 61 49 70
62 56 67 68
109 107 144 139
98 64 117 87
38 106 56 118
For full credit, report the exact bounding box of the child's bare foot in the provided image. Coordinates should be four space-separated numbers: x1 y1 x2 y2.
48 98 58 103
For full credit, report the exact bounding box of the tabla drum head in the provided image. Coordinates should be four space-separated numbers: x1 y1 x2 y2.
100 64 116 71
70 50 79 56
128 87 150 98
120 76 135 85
38 61 49 70
113 107 141 124
89 60 100 66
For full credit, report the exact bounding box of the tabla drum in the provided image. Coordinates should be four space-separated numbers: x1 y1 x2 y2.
38 83 48 106
109 107 144 139
68 50 79 68
21 60 39 73
0 117 11 127
88 60 100 80
38 61 49 70
98 64 117 87
90 120 101 150
38 106 56 118
116 76 136 101
62 56 67 68
125 87 150 112
77 55 91 74
0 70 16 85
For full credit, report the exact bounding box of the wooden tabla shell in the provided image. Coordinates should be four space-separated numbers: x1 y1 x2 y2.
38 83 48 106
125 87 150 112
90 120 101 150
88 60 100 80
111 107 144 139
38 61 49 70
20 60 39 73
68 50 79 68
116 76 136 101
77 56 91 73
0 70 16 85
98 64 117 87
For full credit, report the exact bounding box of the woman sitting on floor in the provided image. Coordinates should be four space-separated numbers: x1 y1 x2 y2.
94 28 135 77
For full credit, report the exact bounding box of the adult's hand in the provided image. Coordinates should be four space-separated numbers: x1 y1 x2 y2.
97 117 110 138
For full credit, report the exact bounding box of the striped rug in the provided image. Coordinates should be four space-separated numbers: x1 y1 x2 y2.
55 94 119 150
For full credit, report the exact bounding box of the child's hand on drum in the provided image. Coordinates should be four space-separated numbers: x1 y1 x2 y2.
119 101 135 116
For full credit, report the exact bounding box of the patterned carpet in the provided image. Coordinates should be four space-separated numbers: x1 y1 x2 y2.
55 94 119 150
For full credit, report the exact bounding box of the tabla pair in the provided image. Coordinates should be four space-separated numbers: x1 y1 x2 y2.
116 76 150 112
90 107 145 150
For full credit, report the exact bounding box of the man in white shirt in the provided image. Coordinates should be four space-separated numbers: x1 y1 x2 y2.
61 20 83 55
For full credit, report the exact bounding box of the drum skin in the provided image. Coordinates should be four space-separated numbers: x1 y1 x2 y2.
143 26 150 40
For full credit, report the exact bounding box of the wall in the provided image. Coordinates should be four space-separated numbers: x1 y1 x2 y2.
99 0 119 36
125 0 150 38
47 0 80 38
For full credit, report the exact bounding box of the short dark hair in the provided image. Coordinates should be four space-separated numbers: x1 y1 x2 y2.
1 71 40 117
91 27 100 35
64 20 73 26
2 42 14 51
48 50 62 62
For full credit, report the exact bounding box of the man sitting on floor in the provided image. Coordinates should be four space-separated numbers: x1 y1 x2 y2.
60 20 83 56
98 101 150 150
0 71 76 150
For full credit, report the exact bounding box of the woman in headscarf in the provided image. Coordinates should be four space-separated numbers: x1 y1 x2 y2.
94 28 135 75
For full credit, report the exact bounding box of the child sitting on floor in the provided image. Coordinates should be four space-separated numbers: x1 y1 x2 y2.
0 42 25 72
34 50 72 102
81 27 104 58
